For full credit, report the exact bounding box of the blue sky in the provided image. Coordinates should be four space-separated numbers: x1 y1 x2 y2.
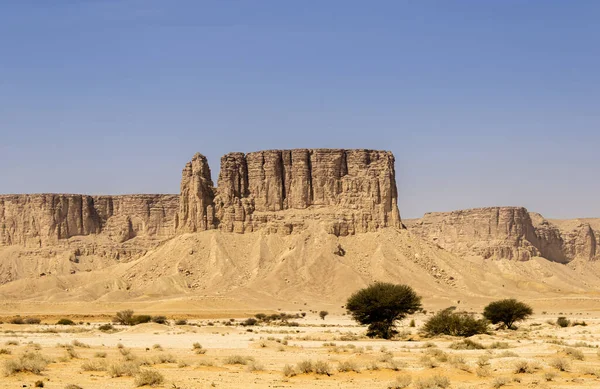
1 1 598 219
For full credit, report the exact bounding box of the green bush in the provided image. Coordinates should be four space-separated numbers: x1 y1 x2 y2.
483 299 533 329
151 316 167 324
346 282 422 339
422 308 488 337
556 317 570 328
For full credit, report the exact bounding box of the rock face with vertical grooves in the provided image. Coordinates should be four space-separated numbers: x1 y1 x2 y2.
176 153 216 233
0 194 178 248
209 149 402 235
406 207 599 262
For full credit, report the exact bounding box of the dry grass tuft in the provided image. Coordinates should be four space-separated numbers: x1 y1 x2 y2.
3 352 50 376
134 369 164 387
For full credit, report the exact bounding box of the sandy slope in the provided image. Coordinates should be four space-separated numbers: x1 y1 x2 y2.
1 226 600 316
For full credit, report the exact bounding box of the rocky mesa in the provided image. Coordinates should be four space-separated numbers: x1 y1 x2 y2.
406 206 598 262
0 148 402 252
178 149 401 235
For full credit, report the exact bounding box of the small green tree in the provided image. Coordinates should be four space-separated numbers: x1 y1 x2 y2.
346 282 422 339
483 299 533 330
319 311 329 320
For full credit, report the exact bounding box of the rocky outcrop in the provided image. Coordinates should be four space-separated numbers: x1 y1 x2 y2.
176 153 216 233
209 149 401 235
0 194 178 248
407 207 599 262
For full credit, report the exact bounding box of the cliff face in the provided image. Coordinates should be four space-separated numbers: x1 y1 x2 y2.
178 149 402 235
1 148 402 250
407 207 599 262
0 194 178 248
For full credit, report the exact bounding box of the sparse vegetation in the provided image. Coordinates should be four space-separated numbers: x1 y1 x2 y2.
3 352 50 376
134 369 164 387
319 311 329 320
389 374 412 389
57 318 75 325
422 308 488 337
449 339 485 350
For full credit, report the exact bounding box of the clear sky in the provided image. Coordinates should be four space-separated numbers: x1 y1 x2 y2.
1 1 598 219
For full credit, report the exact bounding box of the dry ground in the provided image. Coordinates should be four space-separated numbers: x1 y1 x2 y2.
0 312 599 389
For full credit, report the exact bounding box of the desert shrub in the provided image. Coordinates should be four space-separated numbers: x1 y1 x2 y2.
423 308 488 337
572 320 587 326
492 377 510 388
94 352 107 358
175 319 187 325
489 341 510 349
426 348 448 362
419 355 439 368
483 299 533 329
319 311 329 320
448 354 470 371
296 360 314 373
3 352 50 375
5 341 18 346
247 360 264 372
150 316 167 324
64 346 79 359
57 318 75 325
564 347 584 360
448 339 485 350
10 316 24 325
476 366 491 377
389 374 412 389
556 317 570 328
64 385 83 389
346 282 422 339
544 371 557 381
134 369 164 387
192 343 207 354
283 364 297 377
0 348 11 355
25 317 42 325
550 357 570 371
108 361 140 377
388 358 407 371
513 360 537 374
224 355 253 365
314 360 331 375
113 310 135 325
152 353 176 364
72 340 90 348
34 381 44 388
242 318 258 326
338 360 360 373
81 359 107 371
409 319 416 327
98 324 114 332
152 344 162 350
414 374 450 389
132 315 152 325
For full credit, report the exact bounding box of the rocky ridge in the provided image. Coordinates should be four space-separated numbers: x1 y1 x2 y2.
406 207 598 263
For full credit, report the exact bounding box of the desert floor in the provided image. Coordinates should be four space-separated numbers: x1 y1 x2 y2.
0 310 600 389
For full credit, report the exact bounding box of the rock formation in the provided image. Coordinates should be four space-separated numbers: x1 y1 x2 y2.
0 194 178 248
406 207 599 262
208 149 401 235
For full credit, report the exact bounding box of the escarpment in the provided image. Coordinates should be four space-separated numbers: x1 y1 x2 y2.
0 194 178 248
406 207 599 262
206 149 401 235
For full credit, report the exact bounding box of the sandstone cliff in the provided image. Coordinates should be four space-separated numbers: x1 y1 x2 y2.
406 207 599 262
0 194 178 248
178 149 402 235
